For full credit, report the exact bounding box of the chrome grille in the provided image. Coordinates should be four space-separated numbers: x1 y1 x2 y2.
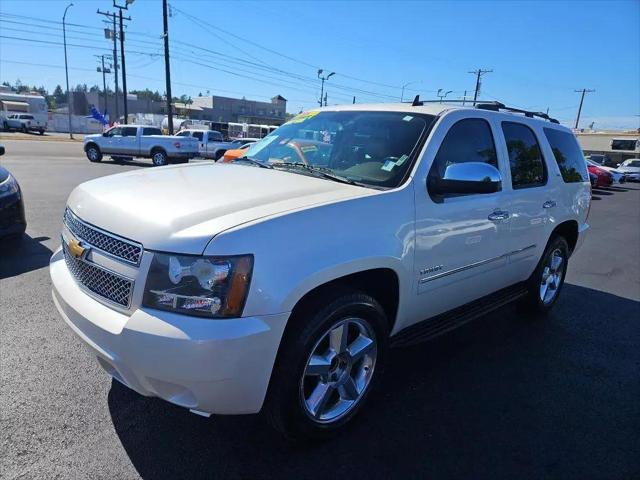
63 208 142 265
63 242 133 308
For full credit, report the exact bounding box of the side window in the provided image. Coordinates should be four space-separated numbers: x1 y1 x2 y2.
502 122 547 189
428 117 498 186
107 127 122 137
175 131 189 137
208 132 223 142
543 128 588 183
142 127 161 136
121 127 137 137
192 131 204 142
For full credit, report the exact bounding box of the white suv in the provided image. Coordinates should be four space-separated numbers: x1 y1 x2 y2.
50 101 591 439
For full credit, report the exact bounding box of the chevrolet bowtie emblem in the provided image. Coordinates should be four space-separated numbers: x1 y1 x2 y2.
68 238 87 259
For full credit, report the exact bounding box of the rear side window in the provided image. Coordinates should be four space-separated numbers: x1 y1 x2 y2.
502 122 547 189
142 127 161 136
543 128 588 183
208 131 223 142
121 127 137 137
192 131 204 141
429 118 498 180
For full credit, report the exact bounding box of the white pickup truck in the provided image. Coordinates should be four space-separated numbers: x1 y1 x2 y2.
2 113 47 135
83 125 199 166
52 101 590 440
175 129 237 160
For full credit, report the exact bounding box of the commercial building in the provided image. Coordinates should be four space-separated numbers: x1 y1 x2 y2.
576 131 639 165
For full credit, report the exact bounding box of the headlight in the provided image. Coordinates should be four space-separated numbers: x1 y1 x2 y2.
142 253 253 318
0 175 19 197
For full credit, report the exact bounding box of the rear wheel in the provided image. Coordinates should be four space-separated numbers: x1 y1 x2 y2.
86 145 102 162
265 290 388 440
38 129 44 135
521 235 569 313
151 149 168 166
22 125 28 134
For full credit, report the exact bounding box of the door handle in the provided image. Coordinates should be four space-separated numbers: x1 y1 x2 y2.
488 210 510 221
543 200 557 209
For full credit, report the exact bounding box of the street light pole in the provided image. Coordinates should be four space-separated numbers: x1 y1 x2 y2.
317 69 335 108
62 2 74 139
401 81 423 102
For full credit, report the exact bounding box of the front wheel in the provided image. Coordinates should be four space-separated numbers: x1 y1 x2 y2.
265 291 388 440
521 235 569 313
22 125 28 134
38 129 44 135
151 149 168 166
86 145 102 162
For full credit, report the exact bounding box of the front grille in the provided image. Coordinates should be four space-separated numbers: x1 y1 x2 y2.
63 242 134 307
63 208 142 265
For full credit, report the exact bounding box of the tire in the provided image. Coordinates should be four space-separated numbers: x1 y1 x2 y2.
151 149 168 166
264 290 389 441
215 150 226 161
22 125 28 134
2 121 8 131
521 235 569 313
86 145 103 162
85 145 103 163
38 129 44 136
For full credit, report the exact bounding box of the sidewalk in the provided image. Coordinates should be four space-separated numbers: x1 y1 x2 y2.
0 131 86 142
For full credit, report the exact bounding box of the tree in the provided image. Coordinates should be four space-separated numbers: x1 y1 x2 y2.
89 85 101 93
53 85 66 105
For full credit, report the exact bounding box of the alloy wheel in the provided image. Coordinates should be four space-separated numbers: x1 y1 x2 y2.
299 317 377 424
539 248 565 304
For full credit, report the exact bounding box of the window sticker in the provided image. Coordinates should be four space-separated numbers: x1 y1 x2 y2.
402 115 414 122
286 111 320 124
300 145 318 153
381 160 396 172
395 154 409 166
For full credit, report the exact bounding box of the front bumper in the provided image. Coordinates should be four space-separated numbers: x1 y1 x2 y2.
50 247 289 415
0 191 26 238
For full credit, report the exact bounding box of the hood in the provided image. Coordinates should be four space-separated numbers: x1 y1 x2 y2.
67 162 371 254
84 133 101 141
617 166 640 173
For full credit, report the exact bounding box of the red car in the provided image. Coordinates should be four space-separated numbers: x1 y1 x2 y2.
587 164 613 187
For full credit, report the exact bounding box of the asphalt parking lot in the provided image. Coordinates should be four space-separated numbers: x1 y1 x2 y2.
1 138 639 479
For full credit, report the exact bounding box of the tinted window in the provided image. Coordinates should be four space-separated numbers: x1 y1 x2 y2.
121 127 137 137
429 118 498 181
142 127 161 136
192 131 204 141
21 115 34 119
611 139 638 151
502 122 546 189
208 131 223 142
543 128 588 183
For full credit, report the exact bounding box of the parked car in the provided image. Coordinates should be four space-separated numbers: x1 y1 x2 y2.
586 158 625 184
2 113 47 135
51 102 590 440
615 158 640 182
0 146 27 239
175 129 237 160
83 125 199 166
587 163 614 187
589 172 598 187
586 153 618 168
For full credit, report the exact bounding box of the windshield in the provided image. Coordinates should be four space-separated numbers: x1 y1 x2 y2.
241 111 434 188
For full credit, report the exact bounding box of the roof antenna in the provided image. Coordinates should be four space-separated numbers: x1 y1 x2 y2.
411 94 421 106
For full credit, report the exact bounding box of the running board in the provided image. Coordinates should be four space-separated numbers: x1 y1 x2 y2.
391 283 528 348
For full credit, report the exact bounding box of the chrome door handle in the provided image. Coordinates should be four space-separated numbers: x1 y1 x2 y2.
543 200 557 209
488 210 510 221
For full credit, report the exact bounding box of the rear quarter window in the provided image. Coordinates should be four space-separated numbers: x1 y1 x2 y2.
543 128 588 183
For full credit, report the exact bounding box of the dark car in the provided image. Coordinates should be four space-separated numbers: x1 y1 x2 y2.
0 145 27 239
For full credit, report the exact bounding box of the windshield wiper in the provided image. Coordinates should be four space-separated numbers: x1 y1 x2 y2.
233 156 273 169
271 162 366 187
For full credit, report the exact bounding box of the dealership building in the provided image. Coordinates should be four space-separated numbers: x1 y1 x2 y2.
575 131 639 164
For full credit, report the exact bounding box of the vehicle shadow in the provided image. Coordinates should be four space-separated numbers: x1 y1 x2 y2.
591 188 614 196
106 158 153 168
602 186 630 192
0 235 52 279
108 284 640 479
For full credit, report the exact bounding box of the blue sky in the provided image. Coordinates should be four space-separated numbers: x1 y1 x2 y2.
0 0 638 129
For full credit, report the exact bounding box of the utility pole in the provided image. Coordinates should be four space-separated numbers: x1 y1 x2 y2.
324 92 328 107
98 10 119 122
162 0 174 134
461 90 467 106
352 96 356 104
317 69 335 107
96 55 112 113
62 3 74 139
574 88 595 130
468 68 492 105
113 0 133 124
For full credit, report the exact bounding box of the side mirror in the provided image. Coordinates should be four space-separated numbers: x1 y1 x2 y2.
0 145 4 156
429 162 502 195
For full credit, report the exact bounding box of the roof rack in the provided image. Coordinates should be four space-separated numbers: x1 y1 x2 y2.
409 95 559 124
